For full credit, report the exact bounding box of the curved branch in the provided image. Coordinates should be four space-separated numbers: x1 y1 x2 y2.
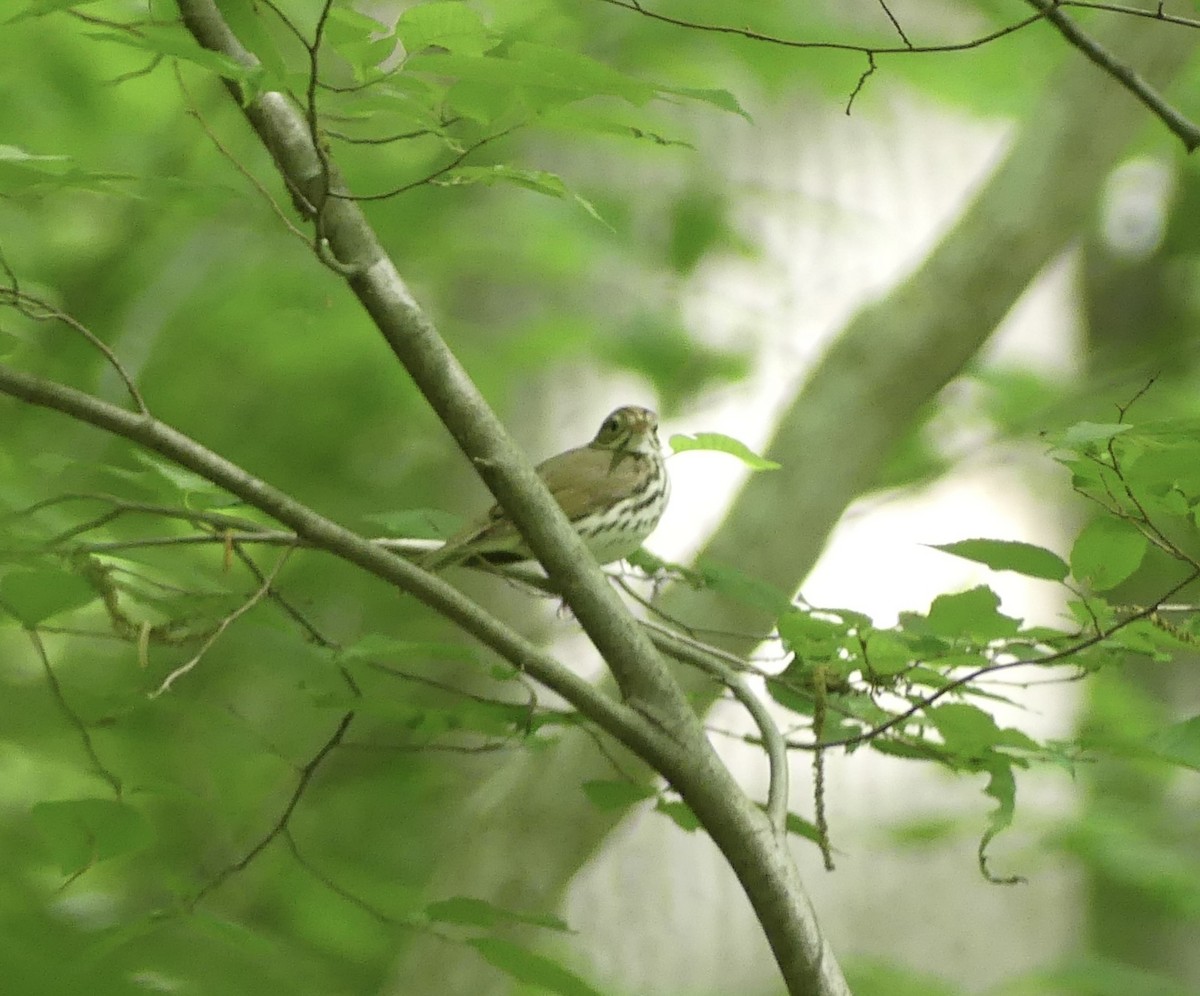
0 362 666 762
642 620 789 837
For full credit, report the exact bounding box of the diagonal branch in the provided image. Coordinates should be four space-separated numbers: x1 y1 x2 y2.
0 362 665 763
1027 0 1200 152
173 0 693 739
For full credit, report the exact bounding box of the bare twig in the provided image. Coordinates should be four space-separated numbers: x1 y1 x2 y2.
24 626 123 797
0 250 147 412
1025 0 1200 151
190 709 355 906
149 546 295 696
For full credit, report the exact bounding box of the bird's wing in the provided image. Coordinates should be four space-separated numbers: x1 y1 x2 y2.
422 445 646 568
535 445 647 520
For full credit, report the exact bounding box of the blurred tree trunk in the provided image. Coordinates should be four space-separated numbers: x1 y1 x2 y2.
389 20 1198 995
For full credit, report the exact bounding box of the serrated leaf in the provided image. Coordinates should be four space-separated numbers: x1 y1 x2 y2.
926 586 1020 641
580 779 655 811
31 798 153 875
931 538 1068 582
0 568 97 625
397 1 493 57
468 938 602 996
777 610 848 659
1070 517 1147 591
863 631 913 677
508 42 657 105
668 432 780 470
929 702 1002 758
662 85 752 120
426 897 569 932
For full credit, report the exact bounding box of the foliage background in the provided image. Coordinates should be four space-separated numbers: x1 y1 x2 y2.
3 1 1200 994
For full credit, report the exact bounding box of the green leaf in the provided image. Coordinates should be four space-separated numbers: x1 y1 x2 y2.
929 703 1002 758
426 897 569 933
214 0 289 86
1070 517 1147 591
668 432 780 470
580 779 655 811
7 0 98 22
0 568 97 625
31 798 153 876
695 559 793 616
925 586 1020 641
655 798 700 832
785 811 823 845
777 610 849 659
863 631 913 677
1145 715 1200 771
661 85 752 121
507 42 657 105
324 7 395 81
977 760 1025 884
397 2 493 57
85 27 254 81
930 538 1068 582
434 165 609 227
468 937 603 996
1056 421 1134 449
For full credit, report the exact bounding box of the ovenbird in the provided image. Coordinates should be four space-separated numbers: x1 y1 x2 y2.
422 405 669 570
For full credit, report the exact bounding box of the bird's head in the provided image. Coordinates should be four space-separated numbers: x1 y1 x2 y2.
591 405 661 455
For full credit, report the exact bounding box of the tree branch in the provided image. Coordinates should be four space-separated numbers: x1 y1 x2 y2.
1027 0 1200 152
0 362 664 761
173 0 692 739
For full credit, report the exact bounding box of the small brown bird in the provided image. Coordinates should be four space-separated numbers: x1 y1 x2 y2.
422 405 669 570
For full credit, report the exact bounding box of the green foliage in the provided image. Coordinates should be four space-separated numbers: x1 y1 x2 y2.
467 937 602 996
3 1 1200 994
668 431 781 469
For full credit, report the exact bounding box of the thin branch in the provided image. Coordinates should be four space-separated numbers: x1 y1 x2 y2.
1062 1 1200 31
24 626 123 797
0 363 661 759
642 620 789 838
341 127 517 202
1025 0 1200 152
594 0 1051 55
0 250 147 412
807 566 1200 752
190 709 355 906
150 545 295 696
875 0 913 48
174 65 311 246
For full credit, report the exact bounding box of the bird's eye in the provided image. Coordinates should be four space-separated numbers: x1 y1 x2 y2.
604 418 620 433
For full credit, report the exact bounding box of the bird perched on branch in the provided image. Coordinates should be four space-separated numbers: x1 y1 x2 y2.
422 405 669 570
